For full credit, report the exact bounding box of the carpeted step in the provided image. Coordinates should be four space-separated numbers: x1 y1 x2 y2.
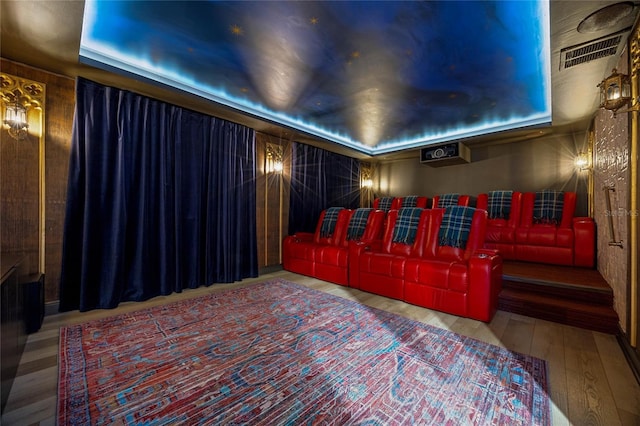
498 287 619 334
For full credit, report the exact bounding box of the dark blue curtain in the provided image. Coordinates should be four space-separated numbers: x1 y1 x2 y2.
59 78 258 312
288 142 361 234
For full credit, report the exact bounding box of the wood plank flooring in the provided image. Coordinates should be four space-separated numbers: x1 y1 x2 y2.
2 270 639 425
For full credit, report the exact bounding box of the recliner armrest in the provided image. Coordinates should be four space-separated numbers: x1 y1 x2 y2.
572 217 595 267
289 232 314 243
468 249 502 322
347 240 383 289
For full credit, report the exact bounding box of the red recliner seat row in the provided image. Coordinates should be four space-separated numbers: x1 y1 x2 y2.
477 190 595 267
284 206 502 322
282 207 386 286
350 207 501 322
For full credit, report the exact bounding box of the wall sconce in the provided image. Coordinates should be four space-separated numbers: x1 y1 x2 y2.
575 151 591 171
266 143 283 174
598 68 640 115
3 101 29 140
361 178 373 189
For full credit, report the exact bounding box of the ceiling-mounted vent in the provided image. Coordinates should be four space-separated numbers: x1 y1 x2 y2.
560 28 630 70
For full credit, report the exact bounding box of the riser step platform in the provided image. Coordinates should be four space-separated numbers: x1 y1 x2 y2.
498 261 619 334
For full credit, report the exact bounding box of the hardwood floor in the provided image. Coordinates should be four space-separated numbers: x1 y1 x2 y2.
2 270 640 425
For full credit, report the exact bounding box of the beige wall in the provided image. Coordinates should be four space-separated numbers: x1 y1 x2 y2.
376 132 590 217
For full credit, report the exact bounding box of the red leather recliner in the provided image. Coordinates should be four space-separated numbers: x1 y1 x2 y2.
314 208 386 286
403 208 501 322
352 207 502 322
283 208 386 286
515 191 595 267
477 191 523 260
282 208 353 281
352 208 432 299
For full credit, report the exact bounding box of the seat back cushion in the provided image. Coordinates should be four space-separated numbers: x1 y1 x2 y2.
379 208 428 257
435 193 460 208
373 197 395 211
521 191 576 229
398 196 430 209
313 208 351 245
432 207 487 261
345 208 385 243
477 191 522 229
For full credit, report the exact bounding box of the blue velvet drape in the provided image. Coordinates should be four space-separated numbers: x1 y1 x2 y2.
59 78 258 312
288 142 361 234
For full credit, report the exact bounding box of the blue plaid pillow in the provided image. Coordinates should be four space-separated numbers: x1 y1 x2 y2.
402 195 419 207
438 206 475 249
319 207 343 238
487 190 513 219
534 190 564 224
346 208 373 241
437 193 459 208
392 208 423 244
376 197 394 211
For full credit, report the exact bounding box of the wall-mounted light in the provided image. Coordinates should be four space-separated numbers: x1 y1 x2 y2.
3 101 29 140
598 68 640 115
266 143 284 174
361 178 373 189
575 151 591 171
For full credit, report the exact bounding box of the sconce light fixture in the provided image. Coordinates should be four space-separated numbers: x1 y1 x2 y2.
361 178 373 189
266 143 284 174
598 68 639 115
575 151 591 171
3 101 28 140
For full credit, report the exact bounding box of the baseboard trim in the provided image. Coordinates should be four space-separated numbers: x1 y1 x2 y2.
617 327 640 386
259 264 283 275
45 301 59 316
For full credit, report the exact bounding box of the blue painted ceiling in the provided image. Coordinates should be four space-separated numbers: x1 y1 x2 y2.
80 0 551 155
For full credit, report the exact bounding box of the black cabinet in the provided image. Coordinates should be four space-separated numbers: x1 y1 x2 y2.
1 256 27 413
24 274 44 334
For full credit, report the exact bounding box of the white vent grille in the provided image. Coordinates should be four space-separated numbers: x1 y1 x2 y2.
560 29 630 70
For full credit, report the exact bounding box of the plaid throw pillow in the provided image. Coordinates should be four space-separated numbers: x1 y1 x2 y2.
437 193 459 208
402 195 419 207
346 208 373 241
392 208 423 244
377 197 394 211
534 190 564 224
438 206 475 249
487 190 513 219
319 207 343 238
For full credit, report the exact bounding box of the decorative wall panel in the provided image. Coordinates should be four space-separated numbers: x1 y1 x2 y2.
594 55 630 333
0 59 75 303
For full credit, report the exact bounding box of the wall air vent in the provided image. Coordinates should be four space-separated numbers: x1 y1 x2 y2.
560 28 630 70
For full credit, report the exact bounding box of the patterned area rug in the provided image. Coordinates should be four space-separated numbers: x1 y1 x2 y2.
58 279 550 425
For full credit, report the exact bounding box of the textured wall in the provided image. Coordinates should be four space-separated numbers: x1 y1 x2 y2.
1 58 75 303
594 111 630 332
1 101 40 274
593 60 630 333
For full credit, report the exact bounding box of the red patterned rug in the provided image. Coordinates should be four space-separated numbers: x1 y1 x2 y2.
58 279 550 425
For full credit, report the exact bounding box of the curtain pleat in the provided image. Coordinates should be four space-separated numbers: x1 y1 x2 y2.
59 78 258 312
288 142 361 235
